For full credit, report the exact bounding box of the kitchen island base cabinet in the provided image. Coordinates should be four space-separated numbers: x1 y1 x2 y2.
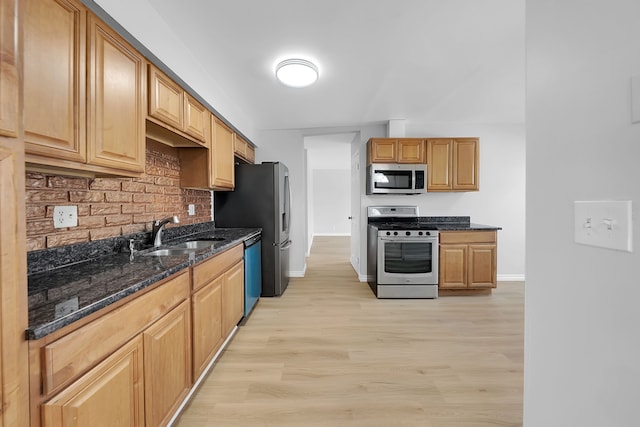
42 336 145 427
439 231 497 295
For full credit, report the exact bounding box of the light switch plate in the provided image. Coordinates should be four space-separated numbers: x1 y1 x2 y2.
574 200 632 252
53 205 78 228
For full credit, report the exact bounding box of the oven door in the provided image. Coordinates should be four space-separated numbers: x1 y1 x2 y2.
377 236 438 285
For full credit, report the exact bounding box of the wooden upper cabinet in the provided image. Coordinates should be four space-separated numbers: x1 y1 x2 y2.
368 138 426 164
23 1 146 176
234 134 255 164
41 336 145 427
369 138 397 163
148 64 183 129
452 138 479 190
184 94 209 144
87 15 145 173
397 139 426 163
23 0 86 161
147 64 209 147
427 138 479 191
211 116 235 190
427 138 453 190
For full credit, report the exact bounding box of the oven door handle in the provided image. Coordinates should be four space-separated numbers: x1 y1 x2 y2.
379 237 438 242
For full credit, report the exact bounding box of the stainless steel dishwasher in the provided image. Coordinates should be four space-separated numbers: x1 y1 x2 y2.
243 233 262 320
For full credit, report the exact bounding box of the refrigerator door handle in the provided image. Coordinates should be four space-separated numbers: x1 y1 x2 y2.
277 240 292 250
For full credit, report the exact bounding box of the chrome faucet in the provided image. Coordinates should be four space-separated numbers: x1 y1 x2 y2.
151 216 179 247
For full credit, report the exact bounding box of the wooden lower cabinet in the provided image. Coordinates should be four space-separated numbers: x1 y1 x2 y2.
192 275 223 379
143 300 192 427
191 245 244 379
42 336 145 427
222 261 245 338
439 231 497 291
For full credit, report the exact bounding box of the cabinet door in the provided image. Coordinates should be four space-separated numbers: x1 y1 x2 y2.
246 144 255 164
143 300 192 427
210 116 235 189
369 138 396 163
468 244 497 288
148 65 183 129
184 94 209 144
438 244 468 289
397 139 425 163
427 139 452 191
222 261 244 337
87 15 145 173
192 276 223 379
453 138 479 191
42 336 145 427
23 0 86 161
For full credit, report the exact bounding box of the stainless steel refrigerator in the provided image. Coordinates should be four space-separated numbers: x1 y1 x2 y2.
214 162 291 296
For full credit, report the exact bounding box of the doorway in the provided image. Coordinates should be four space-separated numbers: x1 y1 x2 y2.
304 132 357 263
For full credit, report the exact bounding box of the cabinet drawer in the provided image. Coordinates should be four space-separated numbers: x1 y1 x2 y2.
439 230 496 244
41 271 189 396
192 244 243 291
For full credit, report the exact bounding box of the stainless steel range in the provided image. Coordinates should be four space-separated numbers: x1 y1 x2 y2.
367 206 438 298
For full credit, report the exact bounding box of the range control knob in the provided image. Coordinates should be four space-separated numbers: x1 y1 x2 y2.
393 231 398 236
406 231 411 236
418 231 423 236
386 231 391 236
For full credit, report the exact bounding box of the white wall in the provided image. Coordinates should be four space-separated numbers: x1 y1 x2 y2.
525 1 640 426
356 123 526 281
312 170 351 235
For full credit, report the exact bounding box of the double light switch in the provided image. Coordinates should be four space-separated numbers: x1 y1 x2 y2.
574 200 632 252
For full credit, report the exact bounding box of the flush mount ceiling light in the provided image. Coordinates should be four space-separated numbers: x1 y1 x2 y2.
275 59 319 88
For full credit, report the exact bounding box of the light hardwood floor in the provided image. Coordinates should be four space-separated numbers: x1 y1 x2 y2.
176 236 524 427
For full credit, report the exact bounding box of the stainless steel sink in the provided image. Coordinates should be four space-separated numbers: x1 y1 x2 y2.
171 240 219 249
142 248 194 256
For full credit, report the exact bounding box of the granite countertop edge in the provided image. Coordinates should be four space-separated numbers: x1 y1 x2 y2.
27 227 261 340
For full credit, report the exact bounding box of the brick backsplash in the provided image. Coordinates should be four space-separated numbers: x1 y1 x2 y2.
25 141 212 251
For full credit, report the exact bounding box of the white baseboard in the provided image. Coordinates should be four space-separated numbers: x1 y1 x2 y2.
497 274 525 282
289 263 307 278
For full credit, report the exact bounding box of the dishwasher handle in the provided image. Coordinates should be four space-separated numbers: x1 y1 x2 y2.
244 233 262 248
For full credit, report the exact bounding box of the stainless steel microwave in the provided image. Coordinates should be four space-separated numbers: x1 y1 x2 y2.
366 163 427 195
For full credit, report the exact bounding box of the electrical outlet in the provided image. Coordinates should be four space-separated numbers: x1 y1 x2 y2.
188 204 195 216
53 206 78 228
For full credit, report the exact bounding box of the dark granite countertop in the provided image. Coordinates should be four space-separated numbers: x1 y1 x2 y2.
27 226 260 340
368 216 501 231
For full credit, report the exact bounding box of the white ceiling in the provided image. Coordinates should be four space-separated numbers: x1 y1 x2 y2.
139 0 525 132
